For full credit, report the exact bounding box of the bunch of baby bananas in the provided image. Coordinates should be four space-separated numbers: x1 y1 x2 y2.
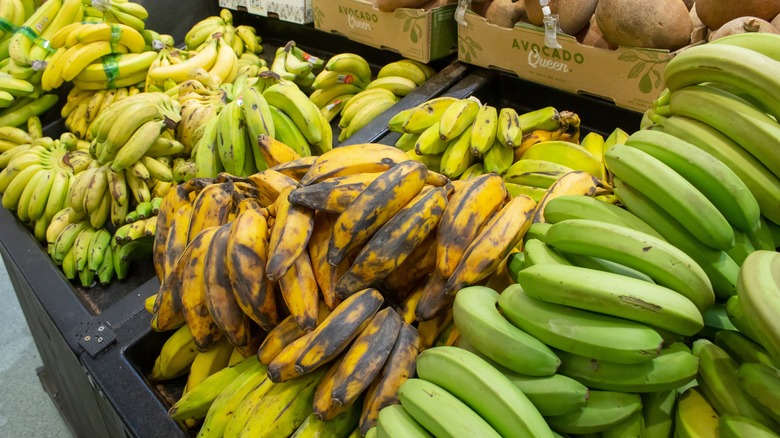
269 40 325 91
42 18 154 91
61 85 142 139
311 57 435 142
0 130 91 242
184 9 263 57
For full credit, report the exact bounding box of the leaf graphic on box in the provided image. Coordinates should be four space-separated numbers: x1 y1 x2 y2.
651 69 662 88
618 51 639 62
644 51 661 60
396 10 408 19
471 38 482 52
411 26 419 43
404 18 411 32
628 61 646 79
639 72 653 93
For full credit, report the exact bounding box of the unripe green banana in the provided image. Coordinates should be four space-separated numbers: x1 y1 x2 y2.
545 390 642 435
376 404 431 438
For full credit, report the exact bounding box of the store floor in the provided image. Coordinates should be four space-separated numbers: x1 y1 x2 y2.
0 260 72 437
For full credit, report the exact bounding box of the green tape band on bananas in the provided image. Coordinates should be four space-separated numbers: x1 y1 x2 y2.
0 18 18 34
102 54 120 89
16 26 55 54
109 23 122 53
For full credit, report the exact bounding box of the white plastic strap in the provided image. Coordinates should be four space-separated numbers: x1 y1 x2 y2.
539 0 562 49
455 0 471 26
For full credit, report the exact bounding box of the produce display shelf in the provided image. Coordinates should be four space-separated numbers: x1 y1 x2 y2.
1 6 468 438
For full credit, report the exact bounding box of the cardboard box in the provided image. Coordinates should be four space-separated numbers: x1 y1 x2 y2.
247 0 313 24
219 0 242 10
457 10 705 112
312 0 457 63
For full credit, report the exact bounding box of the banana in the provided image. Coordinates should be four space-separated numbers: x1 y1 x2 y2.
376 405 430 438
496 107 522 148
365 76 416 97
543 194 664 239
179 227 223 351
522 140 604 179
377 60 427 86
467 104 498 156
398 379 501 438
641 390 677 438
675 387 719 438
517 263 704 336
278 251 319 333
340 95 396 141
438 99 479 142
726 296 763 344
52 221 90 263
416 346 553 437
396 97 458 134
265 185 314 281
268 329 318 383
626 129 761 233
257 133 303 167
556 346 699 392
87 228 111 272
238 368 325 438
693 339 778 427
225 209 277 332
329 308 402 410
111 119 166 172
204 223 251 349
665 43 780 121
292 406 360 438
443 194 536 295
288 172 381 214
151 325 198 380
215 100 246 175
335 187 448 298
242 86 274 169
170 357 259 420
606 144 735 251
307 212 346 311
257 315 306 366
264 82 323 145
737 362 780 424
482 141 513 174
501 370 589 417
736 250 780 361
544 219 714 312
268 105 310 158
503 159 573 188
196 361 269 437
382 233 436 299
452 286 559 376
328 160 427 267
531 171 608 223
717 329 779 368
439 126 474 179
325 53 371 84
358 323 419 434
187 180 234 243
294 288 384 375
546 390 642 435
499 284 662 364
614 178 740 300
300 144 408 186
147 39 218 83
719 414 780 438
72 227 96 272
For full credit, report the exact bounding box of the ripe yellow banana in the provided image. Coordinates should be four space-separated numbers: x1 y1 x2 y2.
266 186 315 282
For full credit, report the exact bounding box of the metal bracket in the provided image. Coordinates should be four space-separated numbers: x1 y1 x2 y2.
77 321 117 357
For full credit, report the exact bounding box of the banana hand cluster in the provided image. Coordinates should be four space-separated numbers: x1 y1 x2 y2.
270 40 324 91
62 85 141 139
0 133 89 242
389 98 583 183
645 33 780 231
43 18 151 91
184 9 262 56
81 0 149 33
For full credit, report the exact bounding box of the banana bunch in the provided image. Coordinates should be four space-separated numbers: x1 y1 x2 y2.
42 16 152 91
643 32 780 231
89 91 182 169
6 0 83 83
388 98 583 180
235 52 267 79
310 53 371 121
193 80 332 179
146 33 238 91
45 210 115 287
176 78 228 153
365 58 433 97
61 85 141 139
269 40 324 91
81 0 149 33
184 9 263 56
0 133 90 242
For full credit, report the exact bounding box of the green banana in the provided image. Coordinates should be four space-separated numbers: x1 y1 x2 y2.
545 390 642 435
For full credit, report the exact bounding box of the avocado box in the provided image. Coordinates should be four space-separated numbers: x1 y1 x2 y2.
246 0 314 24
312 0 458 63
457 9 706 112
